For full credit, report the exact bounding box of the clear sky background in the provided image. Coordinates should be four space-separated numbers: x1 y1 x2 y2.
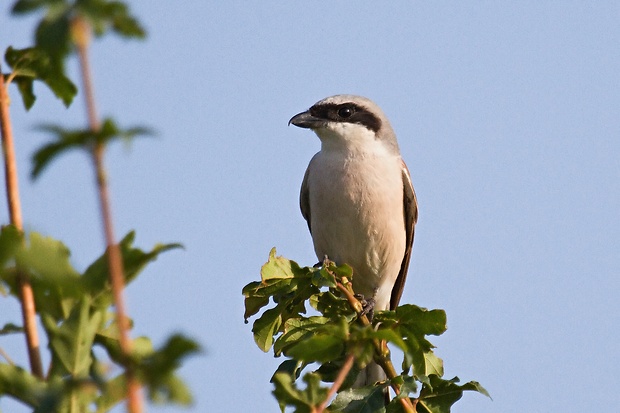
1 2 619 412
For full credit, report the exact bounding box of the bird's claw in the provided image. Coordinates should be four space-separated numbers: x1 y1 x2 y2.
354 294 376 320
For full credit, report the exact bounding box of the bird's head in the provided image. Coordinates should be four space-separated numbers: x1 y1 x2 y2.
289 95 400 155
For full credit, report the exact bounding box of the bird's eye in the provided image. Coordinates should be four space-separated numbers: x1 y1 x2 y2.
337 106 354 118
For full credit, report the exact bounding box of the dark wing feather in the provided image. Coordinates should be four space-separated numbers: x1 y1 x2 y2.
300 167 312 233
390 161 418 310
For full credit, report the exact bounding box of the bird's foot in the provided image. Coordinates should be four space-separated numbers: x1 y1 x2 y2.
354 294 376 321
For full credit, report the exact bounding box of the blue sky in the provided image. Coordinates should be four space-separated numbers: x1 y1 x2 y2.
1 2 619 412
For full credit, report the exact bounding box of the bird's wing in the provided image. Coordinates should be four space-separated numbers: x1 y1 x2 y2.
300 166 312 234
390 160 418 310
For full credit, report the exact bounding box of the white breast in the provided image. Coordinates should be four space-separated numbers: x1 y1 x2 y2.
306 142 406 310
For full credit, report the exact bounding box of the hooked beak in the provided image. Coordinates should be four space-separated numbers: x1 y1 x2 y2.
288 111 325 129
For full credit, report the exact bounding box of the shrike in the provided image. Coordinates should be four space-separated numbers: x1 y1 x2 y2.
289 95 418 386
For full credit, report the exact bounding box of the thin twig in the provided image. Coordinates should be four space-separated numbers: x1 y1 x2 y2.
71 17 142 413
316 353 355 413
0 346 16 365
335 278 415 412
0 66 44 379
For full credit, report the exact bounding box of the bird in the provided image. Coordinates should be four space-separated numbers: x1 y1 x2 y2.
289 94 418 386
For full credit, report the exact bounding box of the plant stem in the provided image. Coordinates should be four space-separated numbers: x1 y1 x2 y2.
316 353 355 413
72 17 143 413
335 278 415 412
0 67 44 379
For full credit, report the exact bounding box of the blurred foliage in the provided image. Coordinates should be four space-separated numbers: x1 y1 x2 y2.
243 249 490 412
0 227 199 412
3 0 145 109
1 1 199 411
31 118 152 179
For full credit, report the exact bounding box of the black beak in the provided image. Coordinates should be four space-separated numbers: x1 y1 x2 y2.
288 111 324 129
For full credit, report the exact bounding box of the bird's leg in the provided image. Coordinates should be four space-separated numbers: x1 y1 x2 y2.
354 294 376 321
315 255 333 268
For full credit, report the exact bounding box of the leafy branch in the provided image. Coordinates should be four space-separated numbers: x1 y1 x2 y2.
1 55 45 380
1 1 199 412
243 249 490 412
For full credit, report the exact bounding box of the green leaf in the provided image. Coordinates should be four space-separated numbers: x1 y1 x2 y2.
44 296 102 377
4 45 76 109
252 306 282 352
0 225 22 267
0 231 82 320
417 375 491 413
243 293 269 322
261 247 302 281
136 334 200 405
375 305 447 376
272 372 328 413
0 363 49 408
287 334 345 364
423 351 444 377
17 232 80 281
330 385 389 413
34 11 72 67
310 290 356 319
11 0 55 14
0 323 24 335
81 231 181 308
274 316 330 356
393 305 447 337
95 372 126 412
31 119 153 179
78 0 146 39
